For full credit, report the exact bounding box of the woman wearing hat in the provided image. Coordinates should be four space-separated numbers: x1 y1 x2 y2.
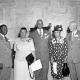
49 25 68 80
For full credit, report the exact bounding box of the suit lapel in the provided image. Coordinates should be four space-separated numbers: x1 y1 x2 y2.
70 30 79 44
0 34 4 40
35 30 42 40
42 29 46 39
34 29 48 40
36 29 39 35
68 33 72 45
75 30 79 36
0 34 10 49
43 29 46 35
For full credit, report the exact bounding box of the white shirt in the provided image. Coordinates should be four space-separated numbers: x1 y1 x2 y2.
37 29 43 36
0 33 5 39
72 30 77 36
0 33 9 42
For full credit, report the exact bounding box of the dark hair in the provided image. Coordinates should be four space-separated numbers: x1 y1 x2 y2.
36 19 43 27
0 24 7 34
18 27 27 37
0 24 7 30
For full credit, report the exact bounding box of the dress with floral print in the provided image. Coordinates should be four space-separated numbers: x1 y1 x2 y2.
49 37 68 79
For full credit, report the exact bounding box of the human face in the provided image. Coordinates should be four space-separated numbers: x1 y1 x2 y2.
37 20 43 29
20 29 27 38
1 26 8 35
69 22 77 32
54 31 61 38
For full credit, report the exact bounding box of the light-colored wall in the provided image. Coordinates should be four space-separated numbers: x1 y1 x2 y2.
0 0 79 80
0 0 80 40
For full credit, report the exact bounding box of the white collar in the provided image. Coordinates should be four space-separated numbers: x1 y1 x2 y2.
72 30 77 35
37 29 43 34
0 33 5 38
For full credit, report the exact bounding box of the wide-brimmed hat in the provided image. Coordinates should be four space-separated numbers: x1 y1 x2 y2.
52 25 63 32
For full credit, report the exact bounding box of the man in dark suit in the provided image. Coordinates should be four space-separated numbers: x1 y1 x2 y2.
66 21 80 80
0 24 12 80
29 19 51 80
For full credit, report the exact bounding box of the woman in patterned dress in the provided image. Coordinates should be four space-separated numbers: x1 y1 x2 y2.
49 25 68 80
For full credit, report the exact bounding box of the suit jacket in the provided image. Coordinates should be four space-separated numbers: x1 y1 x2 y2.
29 29 51 61
0 34 12 67
66 30 80 63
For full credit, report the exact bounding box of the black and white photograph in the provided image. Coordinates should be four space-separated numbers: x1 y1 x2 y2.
0 0 80 80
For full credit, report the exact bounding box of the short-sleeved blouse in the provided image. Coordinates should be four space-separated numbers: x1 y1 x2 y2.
14 38 35 61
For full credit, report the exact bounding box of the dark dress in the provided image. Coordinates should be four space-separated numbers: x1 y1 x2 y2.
49 37 68 79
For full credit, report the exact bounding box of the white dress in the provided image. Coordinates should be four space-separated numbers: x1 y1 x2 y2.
14 38 35 80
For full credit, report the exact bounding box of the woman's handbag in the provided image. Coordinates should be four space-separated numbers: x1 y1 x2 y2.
26 53 34 65
62 63 70 77
26 53 34 79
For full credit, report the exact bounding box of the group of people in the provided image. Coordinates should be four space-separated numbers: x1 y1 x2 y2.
0 19 80 80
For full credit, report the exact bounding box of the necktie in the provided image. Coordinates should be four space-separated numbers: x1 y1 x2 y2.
39 29 42 36
4 36 8 42
72 32 74 40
